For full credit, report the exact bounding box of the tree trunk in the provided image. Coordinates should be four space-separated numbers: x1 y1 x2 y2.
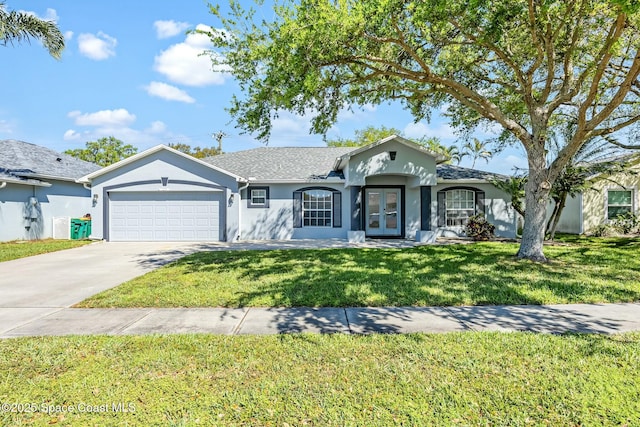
545 196 561 236
548 193 567 241
516 157 551 262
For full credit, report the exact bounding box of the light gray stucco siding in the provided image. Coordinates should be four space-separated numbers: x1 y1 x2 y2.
346 140 438 187
0 181 91 241
89 150 240 241
432 183 517 238
239 183 348 240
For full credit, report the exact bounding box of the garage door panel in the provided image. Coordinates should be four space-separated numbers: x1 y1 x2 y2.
109 191 223 241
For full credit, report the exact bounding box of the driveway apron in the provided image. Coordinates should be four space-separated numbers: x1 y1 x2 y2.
0 242 209 334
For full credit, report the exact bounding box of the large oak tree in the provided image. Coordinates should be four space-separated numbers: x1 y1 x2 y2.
205 0 640 261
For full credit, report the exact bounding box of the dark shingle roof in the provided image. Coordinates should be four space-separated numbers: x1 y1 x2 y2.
436 164 506 181
205 146 504 182
205 147 353 181
0 139 100 182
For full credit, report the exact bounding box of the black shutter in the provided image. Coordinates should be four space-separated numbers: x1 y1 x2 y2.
475 190 486 215
350 187 362 230
332 191 342 228
420 186 432 231
293 191 302 228
437 190 446 227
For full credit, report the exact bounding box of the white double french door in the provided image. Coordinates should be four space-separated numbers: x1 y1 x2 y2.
364 188 401 236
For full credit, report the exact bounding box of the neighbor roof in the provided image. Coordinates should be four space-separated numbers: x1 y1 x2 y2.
0 139 100 182
0 170 52 187
205 147 354 181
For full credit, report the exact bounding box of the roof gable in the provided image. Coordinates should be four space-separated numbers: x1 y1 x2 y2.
333 135 447 170
78 144 245 183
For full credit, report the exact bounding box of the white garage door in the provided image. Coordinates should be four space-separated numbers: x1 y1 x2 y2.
109 191 223 241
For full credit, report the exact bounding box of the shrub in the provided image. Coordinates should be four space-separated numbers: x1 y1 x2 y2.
465 214 496 241
611 212 640 235
590 223 612 237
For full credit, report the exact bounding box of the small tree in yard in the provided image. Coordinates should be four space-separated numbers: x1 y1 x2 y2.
325 125 402 147
205 0 640 261
168 143 221 159
65 137 137 167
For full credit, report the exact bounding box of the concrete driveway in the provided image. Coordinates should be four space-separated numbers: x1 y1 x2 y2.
0 241 215 334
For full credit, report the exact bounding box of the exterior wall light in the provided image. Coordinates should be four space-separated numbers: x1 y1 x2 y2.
389 151 397 160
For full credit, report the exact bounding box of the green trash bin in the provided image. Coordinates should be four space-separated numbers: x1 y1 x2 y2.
70 218 91 239
70 218 81 240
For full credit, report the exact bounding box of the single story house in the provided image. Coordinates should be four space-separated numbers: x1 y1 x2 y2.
554 157 640 234
79 135 517 242
0 139 100 241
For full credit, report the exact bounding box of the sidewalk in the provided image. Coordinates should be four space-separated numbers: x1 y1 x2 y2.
2 303 640 338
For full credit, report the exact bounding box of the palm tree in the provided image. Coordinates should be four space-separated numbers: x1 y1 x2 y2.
462 138 493 168
417 136 467 165
0 2 64 59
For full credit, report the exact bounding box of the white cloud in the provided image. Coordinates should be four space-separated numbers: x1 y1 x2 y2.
44 8 58 22
144 81 195 103
64 31 74 41
63 129 81 141
64 109 188 149
154 20 190 39
261 111 325 146
403 121 457 141
19 8 59 22
78 31 117 60
337 104 378 122
0 119 15 135
146 121 167 133
154 24 229 86
68 108 136 127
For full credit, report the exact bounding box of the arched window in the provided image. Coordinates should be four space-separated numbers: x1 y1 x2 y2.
303 189 333 227
293 187 342 228
446 189 475 226
437 187 485 227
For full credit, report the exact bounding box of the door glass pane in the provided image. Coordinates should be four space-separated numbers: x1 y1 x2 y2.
385 191 398 229
368 192 380 229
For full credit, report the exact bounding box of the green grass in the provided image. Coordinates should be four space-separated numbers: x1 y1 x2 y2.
78 237 640 308
0 239 92 263
0 332 639 426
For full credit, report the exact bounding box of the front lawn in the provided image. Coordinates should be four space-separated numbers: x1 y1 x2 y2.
0 332 638 426
0 239 92 263
78 237 640 308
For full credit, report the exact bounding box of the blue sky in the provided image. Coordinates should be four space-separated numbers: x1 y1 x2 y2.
0 0 527 174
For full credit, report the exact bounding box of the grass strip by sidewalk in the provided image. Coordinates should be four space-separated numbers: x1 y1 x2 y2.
1 332 639 426
77 237 640 308
0 239 92 263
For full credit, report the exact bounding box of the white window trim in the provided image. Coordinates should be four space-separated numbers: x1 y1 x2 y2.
250 189 267 206
605 187 636 221
445 189 475 227
302 189 332 228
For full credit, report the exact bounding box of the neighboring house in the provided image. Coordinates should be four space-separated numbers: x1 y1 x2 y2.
0 140 100 241
554 158 640 234
79 135 517 242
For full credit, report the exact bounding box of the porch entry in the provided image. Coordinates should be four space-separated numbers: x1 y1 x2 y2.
364 188 402 236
